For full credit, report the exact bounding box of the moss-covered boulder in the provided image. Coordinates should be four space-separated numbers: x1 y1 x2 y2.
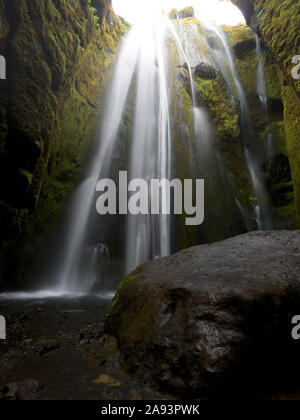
106 230 300 398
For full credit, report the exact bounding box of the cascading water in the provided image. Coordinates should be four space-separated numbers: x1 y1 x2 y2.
47 23 142 295
125 12 173 273
172 18 245 239
255 34 268 112
18 5 275 299
198 18 274 230
43 7 201 294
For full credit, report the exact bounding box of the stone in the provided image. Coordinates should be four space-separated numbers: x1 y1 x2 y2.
106 231 300 398
194 62 217 80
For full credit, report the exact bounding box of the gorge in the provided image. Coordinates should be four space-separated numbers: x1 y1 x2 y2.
0 0 300 400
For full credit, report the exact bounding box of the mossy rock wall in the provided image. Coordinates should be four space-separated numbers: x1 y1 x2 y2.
0 0 126 288
231 0 300 225
169 20 253 245
224 23 297 228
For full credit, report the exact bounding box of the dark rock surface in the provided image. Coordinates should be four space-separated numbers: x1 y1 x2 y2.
194 63 217 80
106 231 300 398
0 296 172 400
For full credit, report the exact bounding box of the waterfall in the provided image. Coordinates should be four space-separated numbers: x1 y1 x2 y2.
33 9 274 298
255 34 268 112
125 13 172 273
46 8 202 292
48 22 144 294
199 19 273 230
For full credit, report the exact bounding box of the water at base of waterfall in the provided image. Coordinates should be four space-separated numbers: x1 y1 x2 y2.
0 290 115 300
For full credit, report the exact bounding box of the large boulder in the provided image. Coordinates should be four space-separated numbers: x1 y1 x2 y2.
106 231 300 398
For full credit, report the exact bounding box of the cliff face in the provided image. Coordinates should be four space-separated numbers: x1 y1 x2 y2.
169 16 296 242
231 0 300 223
224 24 297 227
0 0 126 287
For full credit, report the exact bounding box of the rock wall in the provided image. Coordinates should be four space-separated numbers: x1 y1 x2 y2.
0 0 127 288
224 23 297 228
231 0 300 224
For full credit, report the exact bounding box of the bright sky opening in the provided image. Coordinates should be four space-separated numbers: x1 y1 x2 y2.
112 0 245 26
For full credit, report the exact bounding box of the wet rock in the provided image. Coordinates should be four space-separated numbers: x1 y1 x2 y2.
168 7 195 20
176 67 190 82
232 38 256 59
178 7 195 19
38 342 61 356
0 379 41 400
79 323 104 345
106 231 300 398
194 63 217 80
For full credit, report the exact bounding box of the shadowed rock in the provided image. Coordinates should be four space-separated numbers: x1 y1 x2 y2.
106 231 300 398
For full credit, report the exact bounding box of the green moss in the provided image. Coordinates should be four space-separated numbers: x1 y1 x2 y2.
263 53 282 101
282 83 300 225
178 6 195 19
194 76 241 141
167 39 197 250
235 48 258 94
223 23 254 47
168 8 178 20
254 0 300 97
276 203 298 229
0 0 127 287
106 264 144 320
18 168 33 187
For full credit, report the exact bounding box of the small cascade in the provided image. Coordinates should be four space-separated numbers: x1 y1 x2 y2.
255 34 268 112
49 21 147 294
173 18 243 241
198 19 273 230
125 12 172 273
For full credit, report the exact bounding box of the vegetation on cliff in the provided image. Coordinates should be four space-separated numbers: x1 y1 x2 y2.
0 0 127 287
231 0 300 225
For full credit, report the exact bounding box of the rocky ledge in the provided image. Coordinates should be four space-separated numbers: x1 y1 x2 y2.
106 231 300 399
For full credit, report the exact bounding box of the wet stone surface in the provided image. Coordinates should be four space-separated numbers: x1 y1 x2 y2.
0 296 172 400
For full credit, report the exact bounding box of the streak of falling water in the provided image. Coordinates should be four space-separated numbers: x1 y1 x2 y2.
50 24 148 294
43 7 202 292
193 107 211 150
125 14 199 273
255 34 268 112
125 12 172 273
199 19 273 230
